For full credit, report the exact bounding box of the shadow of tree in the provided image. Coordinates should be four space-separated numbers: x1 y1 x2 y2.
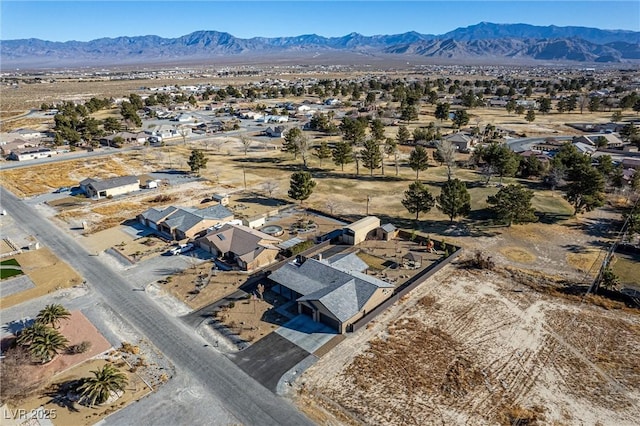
42 379 82 413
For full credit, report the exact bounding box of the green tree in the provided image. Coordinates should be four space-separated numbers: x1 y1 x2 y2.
283 128 303 160
77 364 128 407
408 145 430 179
385 137 400 176
340 116 367 145
36 304 71 329
595 154 615 177
565 165 606 215
369 118 385 143
187 149 208 175
313 141 332 168
525 108 536 122
479 142 521 184
588 97 601 112
396 125 411 145
103 117 121 134
518 154 545 178
360 139 382 176
487 184 537 226
538 97 552 114
402 181 435 220
434 102 450 121
505 99 517 115
332 141 354 171
452 109 470 129
437 178 471 223
400 101 418 123
288 171 316 203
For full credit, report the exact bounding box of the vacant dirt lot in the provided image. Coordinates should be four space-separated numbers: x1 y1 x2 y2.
296 265 640 426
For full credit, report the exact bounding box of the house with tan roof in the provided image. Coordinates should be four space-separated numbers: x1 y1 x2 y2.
196 223 281 271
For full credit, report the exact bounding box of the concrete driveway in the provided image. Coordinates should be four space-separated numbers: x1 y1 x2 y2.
275 315 336 353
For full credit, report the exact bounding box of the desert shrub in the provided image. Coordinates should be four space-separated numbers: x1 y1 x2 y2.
282 239 314 257
120 342 139 354
228 301 235 309
67 340 92 354
0 346 42 403
463 251 495 270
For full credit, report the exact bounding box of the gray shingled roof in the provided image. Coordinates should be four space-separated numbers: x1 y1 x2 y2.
200 224 280 261
380 223 396 233
269 258 393 322
326 252 368 272
139 204 232 233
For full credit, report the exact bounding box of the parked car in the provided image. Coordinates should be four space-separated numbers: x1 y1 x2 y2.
169 243 194 256
54 187 71 193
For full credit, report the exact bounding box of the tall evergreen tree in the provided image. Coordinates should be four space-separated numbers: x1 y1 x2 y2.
332 141 354 171
360 139 382 176
487 184 537 226
408 145 430 179
313 141 332 168
437 178 471 223
187 149 208 175
288 171 316 203
402 181 435 220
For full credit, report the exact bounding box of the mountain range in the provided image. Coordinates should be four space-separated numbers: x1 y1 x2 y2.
2 22 639 69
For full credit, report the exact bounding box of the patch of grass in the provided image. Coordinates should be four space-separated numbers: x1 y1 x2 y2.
356 252 387 271
1 258 24 280
531 192 573 216
611 254 640 286
1 258 20 267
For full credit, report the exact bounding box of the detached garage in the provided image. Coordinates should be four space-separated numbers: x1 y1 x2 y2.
341 216 380 246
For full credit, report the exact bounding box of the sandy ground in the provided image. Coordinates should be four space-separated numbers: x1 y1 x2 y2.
6 359 151 426
295 265 640 425
1 247 83 308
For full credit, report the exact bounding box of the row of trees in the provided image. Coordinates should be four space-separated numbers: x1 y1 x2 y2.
402 180 537 226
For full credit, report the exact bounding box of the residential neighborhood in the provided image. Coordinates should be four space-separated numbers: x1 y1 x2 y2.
1 11 640 426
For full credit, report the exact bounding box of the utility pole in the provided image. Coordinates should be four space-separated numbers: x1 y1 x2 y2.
366 195 371 215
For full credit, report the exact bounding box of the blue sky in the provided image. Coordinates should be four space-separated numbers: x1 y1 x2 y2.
1 1 638 41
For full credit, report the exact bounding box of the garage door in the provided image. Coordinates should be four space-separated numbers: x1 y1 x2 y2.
300 304 314 317
319 312 340 332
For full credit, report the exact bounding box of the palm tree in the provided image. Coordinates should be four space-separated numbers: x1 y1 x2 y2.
77 364 128 407
28 327 69 363
36 304 71 329
16 322 49 347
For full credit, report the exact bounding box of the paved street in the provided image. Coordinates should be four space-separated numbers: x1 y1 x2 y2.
0 187 313 426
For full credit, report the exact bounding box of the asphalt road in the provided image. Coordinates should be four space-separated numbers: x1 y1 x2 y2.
0 187 313 426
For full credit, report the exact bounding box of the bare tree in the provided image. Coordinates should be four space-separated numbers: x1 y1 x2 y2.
212 138 225 152
240 135 252 155
326 200 339 216
261 181 279 198
298 134 310 168
436 140 457 180
178 126 190 145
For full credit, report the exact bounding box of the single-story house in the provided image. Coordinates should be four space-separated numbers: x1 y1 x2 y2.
138 204 234 241
80 176 140 199
269 253 394 333
212 193 230 206
572 141 597 156
518 150 552 164
1 139 37 156
196 223 281 271
8 146 56 161
100 132 147 146
573 134 624 149
342 216 381 246
444 132 477 152
145 125 185 140
264 126 285 138
10 128 43 140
